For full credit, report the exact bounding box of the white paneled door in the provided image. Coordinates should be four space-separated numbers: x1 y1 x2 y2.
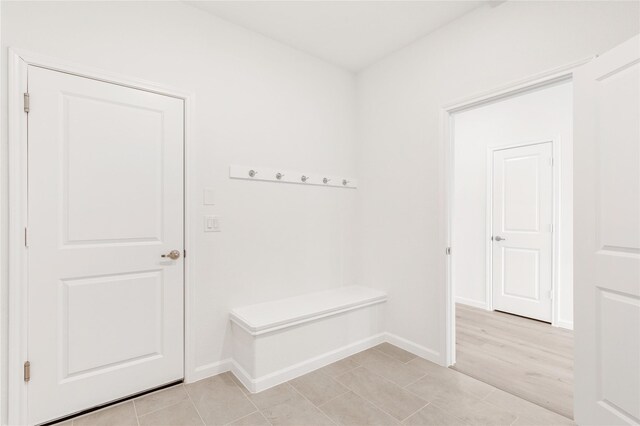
491 142 553 322
574 35 640 425
27 66 184 425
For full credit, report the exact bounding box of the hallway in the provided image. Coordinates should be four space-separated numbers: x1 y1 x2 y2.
454 304 574 419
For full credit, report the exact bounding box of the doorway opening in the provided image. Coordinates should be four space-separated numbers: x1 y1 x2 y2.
446 79 574 419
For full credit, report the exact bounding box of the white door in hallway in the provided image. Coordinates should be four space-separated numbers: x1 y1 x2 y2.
27 66 185 424
491 142 553 322
574 35 640 425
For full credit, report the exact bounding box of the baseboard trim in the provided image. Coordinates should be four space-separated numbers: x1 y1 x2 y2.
243 333 386 393
191 333 443 392
384 332 442 364
455 296 488 310
230 360 254 392
188 359 232 383
555 319 573 330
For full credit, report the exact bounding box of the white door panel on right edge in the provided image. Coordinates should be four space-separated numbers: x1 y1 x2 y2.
574 34 640 426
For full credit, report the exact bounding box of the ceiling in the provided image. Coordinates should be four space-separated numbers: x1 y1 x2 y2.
186 1 488 72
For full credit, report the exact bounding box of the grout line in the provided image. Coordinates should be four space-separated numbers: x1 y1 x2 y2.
290 378 350 409
472 392 528 424
401 382 447 409
370 346 405 363
326 384 403 424
224 411 266 426
135 398 190 419
256 411 271 426
428 400 478 424
333 366 427 423
359 347 428 388
482 388 497 401
402 372 428 389
133 385 190 419
400 400 430 423
261 412 276 426
228 372 252 396
399 381 489 425
372 344 418 365
223 373 262 425
424 387 522 426
132 399 141 426
183 382 207 426
316 358 362 379
286 382 339 426
315 387 352 409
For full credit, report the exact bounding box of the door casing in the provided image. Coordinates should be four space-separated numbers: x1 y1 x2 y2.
485 139 559 323
6 48 196 426
440 55 593 368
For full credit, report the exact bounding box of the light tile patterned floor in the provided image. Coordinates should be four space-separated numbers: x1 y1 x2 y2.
56 343 574 425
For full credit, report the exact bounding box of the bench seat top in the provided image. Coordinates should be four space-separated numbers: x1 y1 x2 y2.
230 285 387 336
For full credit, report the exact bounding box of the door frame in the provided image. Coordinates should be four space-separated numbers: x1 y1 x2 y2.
485 139 559 324
6 48 196 425
440 56 593 367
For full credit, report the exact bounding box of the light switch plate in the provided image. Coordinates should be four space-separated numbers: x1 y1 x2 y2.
203 188 215 205
204 215 221 232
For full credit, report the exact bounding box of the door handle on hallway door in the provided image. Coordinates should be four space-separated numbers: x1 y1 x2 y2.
493 236 506 241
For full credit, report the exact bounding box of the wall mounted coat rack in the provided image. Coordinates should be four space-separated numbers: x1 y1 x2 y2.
229 165 357 189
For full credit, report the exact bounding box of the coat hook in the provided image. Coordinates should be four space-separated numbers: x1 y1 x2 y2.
276 172 285 180
323 177 331 184
301 175 309 183
342 179 349 186
248 170 258 178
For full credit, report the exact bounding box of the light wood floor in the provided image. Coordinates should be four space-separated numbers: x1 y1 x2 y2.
454 303 574 419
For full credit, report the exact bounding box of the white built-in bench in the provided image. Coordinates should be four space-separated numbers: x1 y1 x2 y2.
229 286 387 392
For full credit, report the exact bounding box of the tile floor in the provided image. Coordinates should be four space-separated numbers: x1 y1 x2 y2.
55 343 574 426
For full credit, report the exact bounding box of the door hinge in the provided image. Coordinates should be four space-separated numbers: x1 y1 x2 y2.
549 223 554 233
24 361 30 382
23 92 30 113
549 157 553 167
548 290 554 300
446 247 451 255
24 227 28 248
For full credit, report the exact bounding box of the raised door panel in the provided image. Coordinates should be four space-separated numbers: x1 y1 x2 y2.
596 60 640 253
502 247 540 301
63 94 164 245
61 271 163 380
503 155 541 233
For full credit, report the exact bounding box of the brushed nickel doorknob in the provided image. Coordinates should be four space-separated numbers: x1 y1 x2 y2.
162 250 181 260
494 236 506 241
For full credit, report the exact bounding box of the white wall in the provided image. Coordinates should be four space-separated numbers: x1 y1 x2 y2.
452 82 574 328
356 1 639 363
1 1 357 416
2 1 640 419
